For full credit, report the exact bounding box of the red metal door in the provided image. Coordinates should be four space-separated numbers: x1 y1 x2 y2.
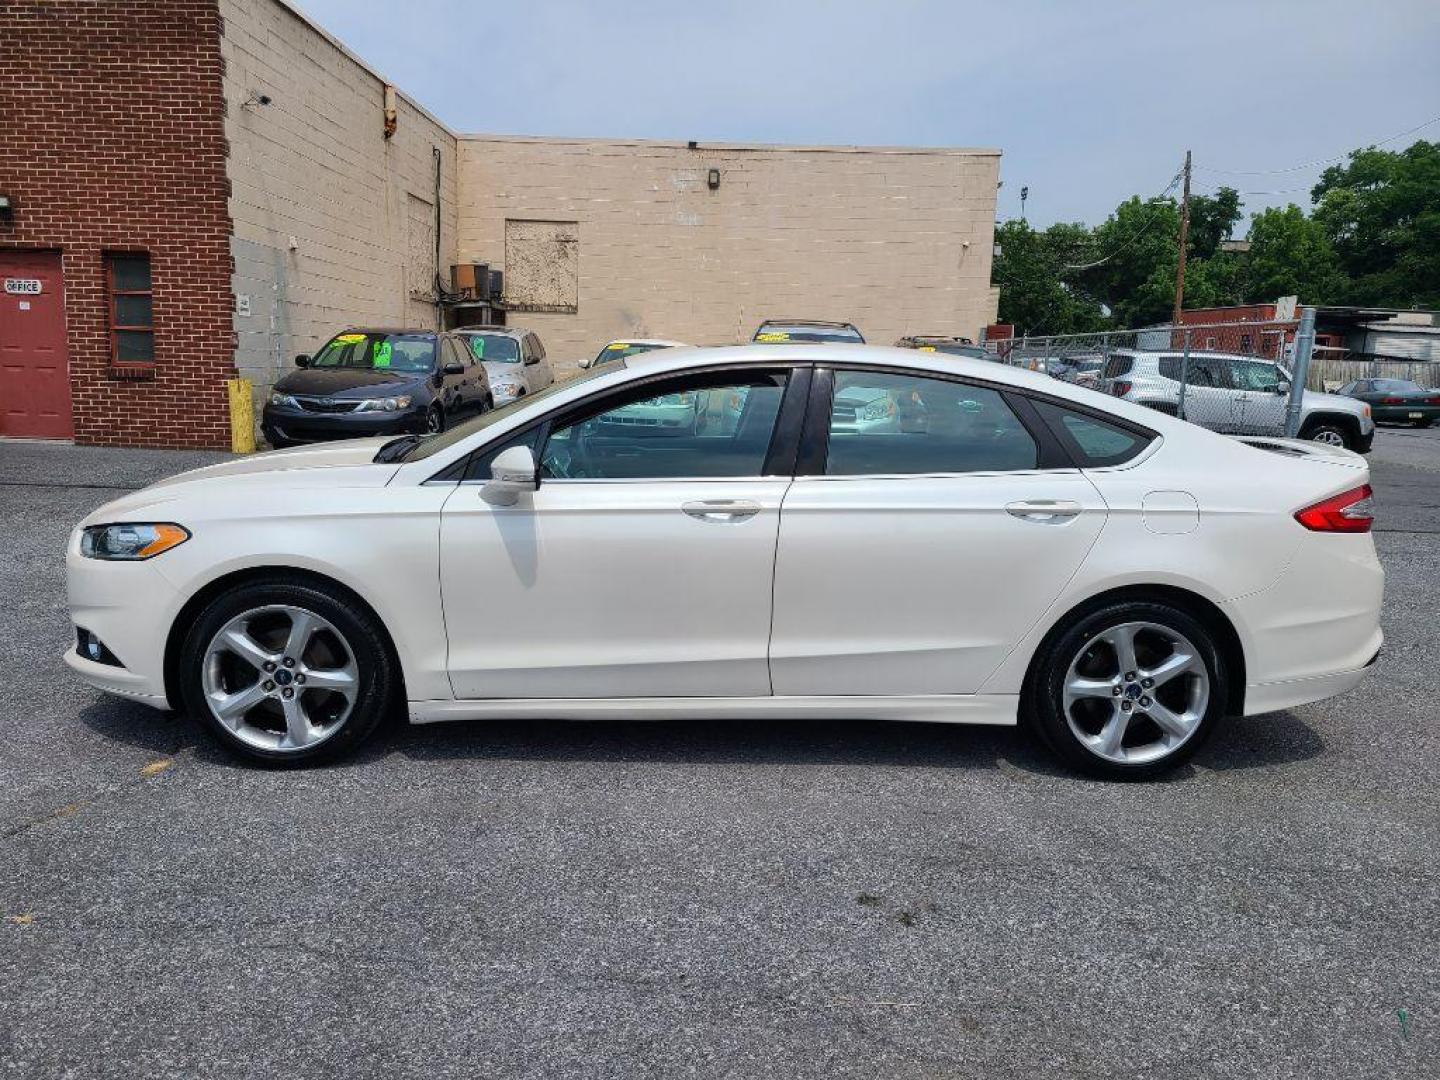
0 250 73 439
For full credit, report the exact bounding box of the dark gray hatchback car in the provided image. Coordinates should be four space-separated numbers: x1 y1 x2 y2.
261 329 493 447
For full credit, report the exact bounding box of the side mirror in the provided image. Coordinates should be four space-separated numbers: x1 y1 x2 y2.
442 362 465 376
577 356 593 369
1275 379 1291 394
294 354 311 368
481 445 539 506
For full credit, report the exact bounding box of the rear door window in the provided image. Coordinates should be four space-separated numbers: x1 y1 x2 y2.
823 370 1037 475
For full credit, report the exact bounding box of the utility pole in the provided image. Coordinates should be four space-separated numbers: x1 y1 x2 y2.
1172 150 1192 325
1020 186 1028 222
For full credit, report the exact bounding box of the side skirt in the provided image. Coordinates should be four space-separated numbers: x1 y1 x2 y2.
408 694 1020 727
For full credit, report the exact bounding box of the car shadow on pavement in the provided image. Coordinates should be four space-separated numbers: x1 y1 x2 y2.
1196 709 1325 772
78 697 195 758
78 696 1325 781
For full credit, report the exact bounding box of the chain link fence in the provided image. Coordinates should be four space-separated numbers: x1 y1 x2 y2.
982 315 1317 438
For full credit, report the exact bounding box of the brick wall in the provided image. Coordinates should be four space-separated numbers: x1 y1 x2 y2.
457 136 1002 368
0 0 233 448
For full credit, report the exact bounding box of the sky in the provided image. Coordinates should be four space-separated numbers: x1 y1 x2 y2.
294 0 1440 229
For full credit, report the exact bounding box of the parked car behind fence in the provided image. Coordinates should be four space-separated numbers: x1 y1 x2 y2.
983 316 1375 449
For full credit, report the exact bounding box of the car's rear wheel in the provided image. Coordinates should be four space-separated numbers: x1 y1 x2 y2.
1026 601 1226 780
179 578 395 766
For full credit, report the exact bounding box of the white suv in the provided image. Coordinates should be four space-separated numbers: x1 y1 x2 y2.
1100 350 1374 452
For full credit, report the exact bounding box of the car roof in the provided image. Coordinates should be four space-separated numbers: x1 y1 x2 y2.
1117 349 1278 362
757 319 859 330
603 338 689 347
338 327 437 336
454 326 527 339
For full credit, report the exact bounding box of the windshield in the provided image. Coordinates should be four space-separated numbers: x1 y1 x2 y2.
398 367 614 463
753 324 864 344
309 332 435 374
463 334 521 363
1373 379 1422 393
594 342 673 365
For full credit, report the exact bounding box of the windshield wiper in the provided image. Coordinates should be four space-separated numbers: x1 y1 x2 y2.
373 434 423 464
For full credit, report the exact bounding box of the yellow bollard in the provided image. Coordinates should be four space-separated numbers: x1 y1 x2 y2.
227 378 256 454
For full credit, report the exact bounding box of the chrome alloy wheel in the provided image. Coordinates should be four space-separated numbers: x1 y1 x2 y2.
1061 621 1210 766
200 605 359 752
1310 428 1346 447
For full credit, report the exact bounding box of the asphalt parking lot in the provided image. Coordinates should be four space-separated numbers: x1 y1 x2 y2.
2 430 1437 1079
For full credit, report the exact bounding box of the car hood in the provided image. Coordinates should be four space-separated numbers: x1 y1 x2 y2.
275 368 424 397
79 439 402 526
1304 388 1369 416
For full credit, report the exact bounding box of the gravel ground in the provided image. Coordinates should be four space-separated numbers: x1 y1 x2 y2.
1 430 1436 1079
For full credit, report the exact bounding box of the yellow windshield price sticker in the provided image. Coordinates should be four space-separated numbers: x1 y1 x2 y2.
755 332 791 342
918 345 937 352
335 333 365 344
607 342 631 350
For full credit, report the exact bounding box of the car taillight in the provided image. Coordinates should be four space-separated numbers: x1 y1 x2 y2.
1111 381 1132 396
1295 484 1374 533
1381 396 1403 404
1427 396 1440 406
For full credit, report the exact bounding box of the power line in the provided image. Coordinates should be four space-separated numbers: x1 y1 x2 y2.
1195 112 1440 176
1061 166 1184 271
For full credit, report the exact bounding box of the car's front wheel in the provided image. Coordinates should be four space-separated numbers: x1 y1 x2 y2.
1026 601 1226 779
1303 421 1352 449
178 576 396 766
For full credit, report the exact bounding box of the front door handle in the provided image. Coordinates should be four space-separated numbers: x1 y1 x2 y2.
682 499 762 524
1005 499 1083 524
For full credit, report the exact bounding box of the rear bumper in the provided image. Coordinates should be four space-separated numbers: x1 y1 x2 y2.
1225 531 1384 714
1242 649 1378 716
1373 406 1439 424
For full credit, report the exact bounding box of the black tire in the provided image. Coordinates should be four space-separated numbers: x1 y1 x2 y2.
427 405 446 434
1413 419 1434 429
1024 600 1227 780
1302 421 1354 450
178 575 396 767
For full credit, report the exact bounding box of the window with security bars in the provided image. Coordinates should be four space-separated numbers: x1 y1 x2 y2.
106 253 154 371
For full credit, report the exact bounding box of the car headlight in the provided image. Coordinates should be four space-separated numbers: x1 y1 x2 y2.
270 392 298 408
80 523 190 561
860 396 897 421
356 396 412 412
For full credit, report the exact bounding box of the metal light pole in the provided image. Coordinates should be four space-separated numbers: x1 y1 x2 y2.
1285 307 1317 438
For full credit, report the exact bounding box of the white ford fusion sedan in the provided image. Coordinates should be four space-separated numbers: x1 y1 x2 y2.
66 345 1383 778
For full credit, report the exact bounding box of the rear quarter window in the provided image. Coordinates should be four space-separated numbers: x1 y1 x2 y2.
1032 400 1154 468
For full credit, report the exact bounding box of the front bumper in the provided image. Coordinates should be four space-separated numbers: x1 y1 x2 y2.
65 544 178 708
261 405 426 444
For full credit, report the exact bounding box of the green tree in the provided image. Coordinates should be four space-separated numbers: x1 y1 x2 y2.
1312 140 1440 307
1245 205 1346 303
992 220 1109 335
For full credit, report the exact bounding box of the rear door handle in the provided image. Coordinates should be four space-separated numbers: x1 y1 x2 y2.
1005 499 1083 524
682 499 762 524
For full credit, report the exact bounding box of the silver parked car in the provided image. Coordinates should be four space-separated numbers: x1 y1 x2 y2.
454 327 555 406
1099 350 1374 451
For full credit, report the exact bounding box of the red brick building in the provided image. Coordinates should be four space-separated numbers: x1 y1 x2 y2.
1 0 233 446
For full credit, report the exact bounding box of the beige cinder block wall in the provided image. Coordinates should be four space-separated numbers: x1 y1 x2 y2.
457 136 1000 368
221 0 458 403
